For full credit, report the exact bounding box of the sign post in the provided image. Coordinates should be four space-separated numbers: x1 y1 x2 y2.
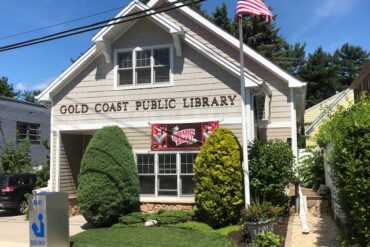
29 192 69 247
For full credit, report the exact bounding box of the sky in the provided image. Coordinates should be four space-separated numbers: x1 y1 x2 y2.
0 0 369 92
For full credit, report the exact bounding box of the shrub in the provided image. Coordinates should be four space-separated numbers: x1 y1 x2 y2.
150 210 194 225
0 139 32 173
317 95 370 246
241 201 281 222
119 212 147 226
298 147 325 190
168 221 214 233
35 167 50 189
248 140 294 206
77 126 140 227
251 231 283 247
194 128 244 228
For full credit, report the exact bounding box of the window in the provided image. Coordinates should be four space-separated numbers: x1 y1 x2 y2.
137 154 155 195
116 46 172 87
254 94 271 121
16 122 41 143
136 153 197 197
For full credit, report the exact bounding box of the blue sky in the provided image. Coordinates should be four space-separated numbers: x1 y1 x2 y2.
0 0 369 92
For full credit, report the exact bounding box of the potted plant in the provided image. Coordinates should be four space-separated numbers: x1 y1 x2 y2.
241 201 281 239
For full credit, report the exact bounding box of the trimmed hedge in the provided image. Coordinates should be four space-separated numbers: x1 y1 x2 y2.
151 210 194 225
248 140 294 206
317 95 370 246
77 126 139 227
194 128 244 228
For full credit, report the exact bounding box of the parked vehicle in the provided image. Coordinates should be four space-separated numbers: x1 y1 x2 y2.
0 173 37 214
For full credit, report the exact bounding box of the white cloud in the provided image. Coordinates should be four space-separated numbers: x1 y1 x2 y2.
15 76 56 92
315 0 362 17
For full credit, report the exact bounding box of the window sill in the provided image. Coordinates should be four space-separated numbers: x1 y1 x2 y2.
114 82 174 91
140 196 195 204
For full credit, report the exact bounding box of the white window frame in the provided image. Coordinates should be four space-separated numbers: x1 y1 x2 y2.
135 151 197 199
254 93 271 122
114 44 174 90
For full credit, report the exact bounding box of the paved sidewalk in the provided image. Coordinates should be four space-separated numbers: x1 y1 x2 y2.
0 210 87 247
286 211 339 247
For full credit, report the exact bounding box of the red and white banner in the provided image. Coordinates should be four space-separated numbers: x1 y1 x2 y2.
151 121 219 151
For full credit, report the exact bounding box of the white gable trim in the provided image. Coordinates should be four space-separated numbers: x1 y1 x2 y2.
37 46 98 101
38 1 266 101
148 0 305 88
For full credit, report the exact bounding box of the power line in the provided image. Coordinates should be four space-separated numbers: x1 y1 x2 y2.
0 0 204 52
0 4 126 40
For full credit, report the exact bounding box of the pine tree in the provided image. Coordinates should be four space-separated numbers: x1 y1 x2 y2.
0 76 18 98
212 2 232 33
299 47 337 108
333 43 369 90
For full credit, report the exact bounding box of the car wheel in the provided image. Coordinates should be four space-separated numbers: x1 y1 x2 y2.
17 199 28 215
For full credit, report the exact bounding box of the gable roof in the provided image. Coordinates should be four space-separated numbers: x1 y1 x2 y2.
305 89 354 136
148 0 305 88
38 0 304 101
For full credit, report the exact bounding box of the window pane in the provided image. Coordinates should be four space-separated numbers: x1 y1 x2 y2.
139 176 155 195
119 70 133 85
136 68 151 84
136 50 151 67
137 154 154 174
154 49 169 66
158 154 177 174
154 66 169 83
181 153 196 174
118 52 132 68
255 95 266 120
181 175 194 195
158 175 177 196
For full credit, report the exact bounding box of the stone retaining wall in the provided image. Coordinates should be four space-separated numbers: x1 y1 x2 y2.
140 202 196 213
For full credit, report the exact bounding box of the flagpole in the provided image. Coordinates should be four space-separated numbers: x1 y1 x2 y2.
239 17 251 208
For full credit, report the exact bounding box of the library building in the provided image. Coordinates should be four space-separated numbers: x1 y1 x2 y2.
38 0 306 210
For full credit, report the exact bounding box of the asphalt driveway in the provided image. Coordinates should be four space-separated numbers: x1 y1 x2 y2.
0 210 87 247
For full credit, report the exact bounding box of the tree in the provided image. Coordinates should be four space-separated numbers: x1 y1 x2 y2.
0 140 32 173
212 2 232 33
22 90 41 103
248 140 294 206
299 47 337 108
0 76 18 98
333 43 369 90
77 126 139 227
194 128 244 228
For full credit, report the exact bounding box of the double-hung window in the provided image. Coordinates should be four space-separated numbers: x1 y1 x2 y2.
116 46 172 87
16 122 41 144
136 152 197 197
254 93 271 121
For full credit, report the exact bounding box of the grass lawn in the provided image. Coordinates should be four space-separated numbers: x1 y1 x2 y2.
70 227 234 247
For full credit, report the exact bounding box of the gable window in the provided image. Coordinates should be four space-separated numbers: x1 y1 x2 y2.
136 152 197 197
254 93 271 121
115 45 172 88
16 122 41 144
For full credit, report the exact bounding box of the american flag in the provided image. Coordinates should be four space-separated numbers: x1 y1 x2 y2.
236 0 273 22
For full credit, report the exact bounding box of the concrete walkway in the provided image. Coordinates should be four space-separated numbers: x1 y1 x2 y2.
0 210 86 247
285 211 339 247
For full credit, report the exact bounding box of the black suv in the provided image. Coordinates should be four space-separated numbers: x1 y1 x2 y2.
0 173 37 214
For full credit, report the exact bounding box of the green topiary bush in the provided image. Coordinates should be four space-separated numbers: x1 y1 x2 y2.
150 210 194 225
77 126 139 227
317 95 370 246
194 128 244 228
248 140 294 206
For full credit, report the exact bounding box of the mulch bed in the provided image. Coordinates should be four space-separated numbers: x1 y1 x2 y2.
228 215 289 247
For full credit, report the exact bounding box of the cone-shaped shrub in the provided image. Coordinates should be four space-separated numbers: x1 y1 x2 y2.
77 126 139 226
194 128 244 228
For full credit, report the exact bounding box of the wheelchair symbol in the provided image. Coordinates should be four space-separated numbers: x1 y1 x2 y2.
32 213 45 238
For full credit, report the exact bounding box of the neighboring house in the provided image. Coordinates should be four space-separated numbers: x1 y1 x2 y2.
0 96 50 170
37 0 306 207
304 89 354 146
351 60 370 102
